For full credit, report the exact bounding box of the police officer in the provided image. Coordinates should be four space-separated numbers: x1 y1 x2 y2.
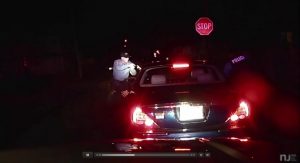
112 52 137 97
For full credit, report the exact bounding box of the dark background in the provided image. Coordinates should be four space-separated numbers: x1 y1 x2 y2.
0 1 299 162
1 0 299 56
1 0 299 93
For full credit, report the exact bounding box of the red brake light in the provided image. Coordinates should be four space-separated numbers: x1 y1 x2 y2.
132 107 142 124
229 101 250 122
172 63 189 68
239 101 249 116
132 107 154 127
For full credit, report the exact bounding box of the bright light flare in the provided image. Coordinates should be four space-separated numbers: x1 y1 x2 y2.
239 101 249 116
172 63 189 68
133 138 143 142
145 117 154 126
153 52 157 58
132 107 142 124
229 101 250 122
230 114 239 121
232 71 272 108
179 137 196 141
174 148 191 152
229 137 249 142
239 138 249 142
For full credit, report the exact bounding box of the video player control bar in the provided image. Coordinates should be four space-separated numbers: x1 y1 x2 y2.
83 152 211 158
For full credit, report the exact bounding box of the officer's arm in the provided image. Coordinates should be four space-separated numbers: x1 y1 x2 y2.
129 62 137 76
129 66 137 76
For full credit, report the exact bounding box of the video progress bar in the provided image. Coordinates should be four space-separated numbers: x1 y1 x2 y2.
95 153 197 157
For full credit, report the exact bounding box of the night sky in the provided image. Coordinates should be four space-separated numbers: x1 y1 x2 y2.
0 0 299 58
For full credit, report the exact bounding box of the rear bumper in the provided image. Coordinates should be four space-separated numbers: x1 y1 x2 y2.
132 127 249 139
129 118 251 139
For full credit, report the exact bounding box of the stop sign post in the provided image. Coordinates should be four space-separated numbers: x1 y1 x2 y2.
195 17 213 36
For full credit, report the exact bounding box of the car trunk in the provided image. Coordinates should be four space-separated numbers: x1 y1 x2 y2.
136 84 238 131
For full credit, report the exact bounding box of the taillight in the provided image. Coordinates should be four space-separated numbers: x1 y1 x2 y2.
239 101 249 117
229 101 250 122
132 107 154 127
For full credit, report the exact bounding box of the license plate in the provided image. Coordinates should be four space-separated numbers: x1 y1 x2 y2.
155 112 164 119
179 105 204 121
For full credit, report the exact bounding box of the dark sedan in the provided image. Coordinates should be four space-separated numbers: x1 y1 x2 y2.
121 59 252 139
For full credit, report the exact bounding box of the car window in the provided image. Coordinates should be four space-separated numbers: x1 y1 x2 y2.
140 65 225 87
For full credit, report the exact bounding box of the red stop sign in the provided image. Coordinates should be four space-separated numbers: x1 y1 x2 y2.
195 17 213 36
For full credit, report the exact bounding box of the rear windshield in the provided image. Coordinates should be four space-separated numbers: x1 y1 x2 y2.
140 65 225 87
